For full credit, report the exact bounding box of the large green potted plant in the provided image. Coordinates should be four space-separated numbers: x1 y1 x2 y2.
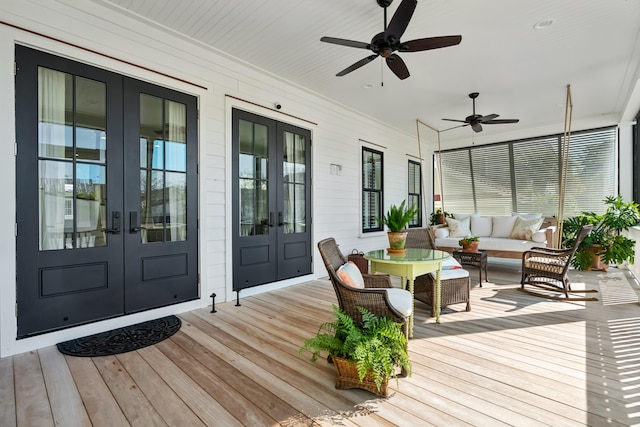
299 305 411 397
376 200 419 253
563 195 640 271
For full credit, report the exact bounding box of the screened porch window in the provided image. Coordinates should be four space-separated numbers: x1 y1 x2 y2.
435 127 616 216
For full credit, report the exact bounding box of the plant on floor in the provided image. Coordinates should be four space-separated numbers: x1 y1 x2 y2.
562 195 640 271
299 305 411 393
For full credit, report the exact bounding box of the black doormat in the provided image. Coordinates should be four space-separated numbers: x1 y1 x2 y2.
56 315 181 357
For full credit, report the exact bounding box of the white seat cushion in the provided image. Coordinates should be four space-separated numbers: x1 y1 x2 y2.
441 257 463 270
385 288 413 317
431 268 470 281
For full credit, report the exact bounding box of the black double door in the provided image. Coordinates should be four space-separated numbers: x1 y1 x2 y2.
15 46 198 337
232 109 312 291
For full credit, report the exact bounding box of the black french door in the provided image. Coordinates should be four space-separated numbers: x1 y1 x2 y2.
231 109 312 291
15 46 198 337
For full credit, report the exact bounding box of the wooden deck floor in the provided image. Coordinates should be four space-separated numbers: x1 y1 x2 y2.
2 260 640 426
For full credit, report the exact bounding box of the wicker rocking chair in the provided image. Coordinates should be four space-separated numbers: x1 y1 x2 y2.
520 224 597 301
405 228 471 316
317 238 412 339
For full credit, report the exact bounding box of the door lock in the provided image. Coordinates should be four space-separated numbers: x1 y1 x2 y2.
105 211 121 234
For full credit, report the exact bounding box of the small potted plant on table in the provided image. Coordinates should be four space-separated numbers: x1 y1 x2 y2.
376 200 419 253
299 305 411 397
458 236 480 252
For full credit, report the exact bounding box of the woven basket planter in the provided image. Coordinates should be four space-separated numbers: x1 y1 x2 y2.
332 356 389 397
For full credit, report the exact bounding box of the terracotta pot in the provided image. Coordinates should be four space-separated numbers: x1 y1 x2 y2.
586 245 607 271
387 231 408 253
462 241 479 252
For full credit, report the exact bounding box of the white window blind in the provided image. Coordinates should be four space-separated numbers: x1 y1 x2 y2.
436 127 616 217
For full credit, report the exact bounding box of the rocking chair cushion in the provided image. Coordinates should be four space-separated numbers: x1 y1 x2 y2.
337 261 365 288
385 288 413 317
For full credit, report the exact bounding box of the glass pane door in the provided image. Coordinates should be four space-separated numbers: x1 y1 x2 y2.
38 67 107 250
239 119 270 236
139 94 187 243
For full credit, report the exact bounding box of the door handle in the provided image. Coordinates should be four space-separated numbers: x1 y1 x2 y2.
105 211 121 234
269 212 275 227
129 211 144 233
278 212 284 227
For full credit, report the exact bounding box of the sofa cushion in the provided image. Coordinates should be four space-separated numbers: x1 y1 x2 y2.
446 216 471 238
434 236 544 253
453 213 477 220
434 227 450 238
511 216 543 240
337 261 364 288
491 215 518 238
531 229 547 243
471 215 492 237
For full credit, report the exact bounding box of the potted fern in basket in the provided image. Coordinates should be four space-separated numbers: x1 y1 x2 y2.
299 305 411 397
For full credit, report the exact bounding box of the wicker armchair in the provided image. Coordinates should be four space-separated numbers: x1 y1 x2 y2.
317 238 411 339
520 224 596 300
406 228 471 316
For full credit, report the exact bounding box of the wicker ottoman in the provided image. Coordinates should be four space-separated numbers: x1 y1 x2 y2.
414 268 471 317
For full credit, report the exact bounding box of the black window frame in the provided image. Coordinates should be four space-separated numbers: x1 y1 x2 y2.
362 147 383 233
408 159 422 228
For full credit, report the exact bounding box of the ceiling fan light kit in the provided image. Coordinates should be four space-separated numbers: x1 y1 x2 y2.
442 92 520 133
320 0 462 80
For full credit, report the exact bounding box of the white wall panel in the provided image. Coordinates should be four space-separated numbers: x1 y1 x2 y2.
0 0 419 356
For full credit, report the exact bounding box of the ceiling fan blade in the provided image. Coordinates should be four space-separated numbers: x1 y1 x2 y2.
385 0 417 42
336 54 378 77
386 54 410 80
471 122 483 133
484 119 520 124
320 37 370 50
477 114 499 123
400 35 462 52
443 123 469 132
441 118 468 123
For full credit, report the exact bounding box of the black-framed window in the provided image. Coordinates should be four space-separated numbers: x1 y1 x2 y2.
408 160 422 227
362 147 383 232
434 127 617 216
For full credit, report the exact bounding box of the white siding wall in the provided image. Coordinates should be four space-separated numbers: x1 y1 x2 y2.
0 0 422 356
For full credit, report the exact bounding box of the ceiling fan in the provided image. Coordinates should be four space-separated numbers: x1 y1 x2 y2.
320 0 462 80
442 92 520 133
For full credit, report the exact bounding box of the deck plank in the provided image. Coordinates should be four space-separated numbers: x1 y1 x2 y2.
2 262 640 426
64 355 130 427
0 355 17 427
13 351 54 427
38 346 91 427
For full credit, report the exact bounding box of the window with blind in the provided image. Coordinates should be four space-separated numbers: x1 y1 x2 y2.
408 160 422 227
435 127 617 216
362 147 383 232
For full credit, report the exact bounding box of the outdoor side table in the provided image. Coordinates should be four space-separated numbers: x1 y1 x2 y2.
453 249 488 287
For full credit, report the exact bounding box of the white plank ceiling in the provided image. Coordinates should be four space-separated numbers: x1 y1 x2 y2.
97 0 640 142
